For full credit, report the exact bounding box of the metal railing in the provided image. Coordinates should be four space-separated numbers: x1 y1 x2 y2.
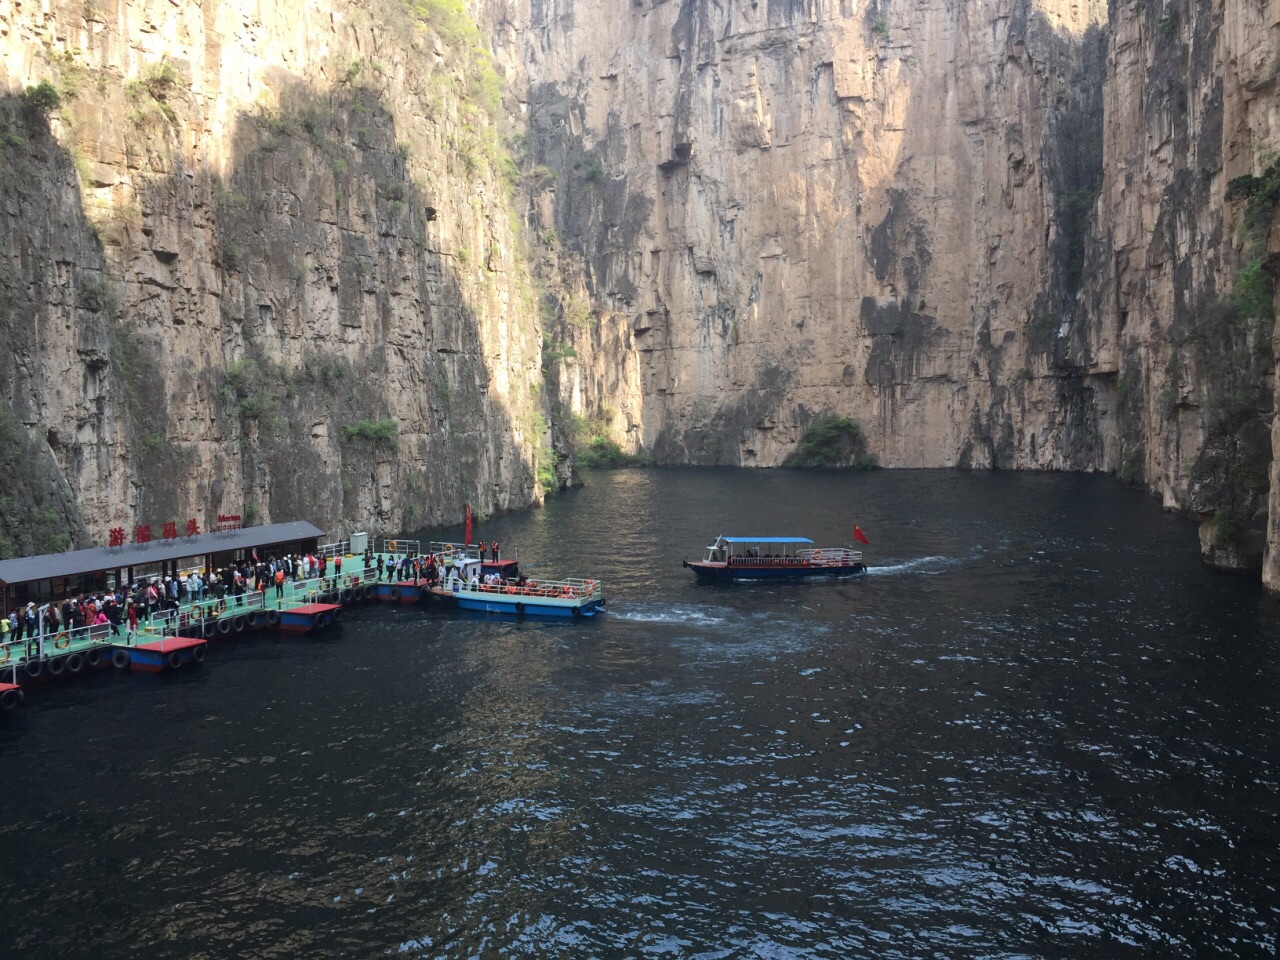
380 539 421 556
319 539 350 558
456 576 601 600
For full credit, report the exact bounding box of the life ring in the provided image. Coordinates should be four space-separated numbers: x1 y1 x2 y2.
563 586 577 599
387 540 397 552
166 651 183 670
584 580 597 594
265 610 281 628
444 543 455 556
527 580 538 591
54 631 70 650
214 599 228 616
111 648 130 670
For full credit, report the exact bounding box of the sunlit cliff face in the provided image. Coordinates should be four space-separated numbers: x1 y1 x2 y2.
524 0 1109 469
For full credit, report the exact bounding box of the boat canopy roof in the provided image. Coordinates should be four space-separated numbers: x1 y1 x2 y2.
720 536 814 544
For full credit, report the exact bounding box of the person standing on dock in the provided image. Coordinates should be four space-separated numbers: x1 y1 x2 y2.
334 553 343 578
9 608 23 645
126 600 139 638
492 540 500 561
275 567 285 600
376 554 385 581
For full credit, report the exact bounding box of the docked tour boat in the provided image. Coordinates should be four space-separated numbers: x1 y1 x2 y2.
683 536 866 580
428 557 605 618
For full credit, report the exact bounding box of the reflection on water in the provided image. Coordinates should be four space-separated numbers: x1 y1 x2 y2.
1 469 1277 958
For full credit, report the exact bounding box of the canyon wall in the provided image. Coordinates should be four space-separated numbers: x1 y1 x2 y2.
525 0 1112 468
0 0 545 555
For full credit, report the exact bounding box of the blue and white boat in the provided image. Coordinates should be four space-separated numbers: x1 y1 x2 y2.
683 536 866 580
428 557 605 618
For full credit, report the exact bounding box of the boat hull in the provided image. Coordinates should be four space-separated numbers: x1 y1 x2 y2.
685 560 865 580
432 588 603 619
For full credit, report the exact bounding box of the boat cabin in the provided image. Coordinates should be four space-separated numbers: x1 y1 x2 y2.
702 536 814 566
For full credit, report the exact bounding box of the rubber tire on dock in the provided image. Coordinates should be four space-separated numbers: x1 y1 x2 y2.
66 653 85 675
332 607 343 622
515 602 525 616
24 658 43 680
166 651 182 670
265 610 281 628
111 649 130 670
202 620 216 639
340 588 353 604
47 656 66 677
362 585 374 601
0 688 22 711
85 648 101 667
317 613 332 628
388 587 401 602
192 645 206 664
248 611 264 628
217 618 233 636
571 607 582 619
232 615 247 634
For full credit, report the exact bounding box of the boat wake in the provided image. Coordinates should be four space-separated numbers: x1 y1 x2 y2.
868 555 962 576
608 603 732 626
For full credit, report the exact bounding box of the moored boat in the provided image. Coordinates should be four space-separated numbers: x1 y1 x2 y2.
683 536 866 580
427 557 604 618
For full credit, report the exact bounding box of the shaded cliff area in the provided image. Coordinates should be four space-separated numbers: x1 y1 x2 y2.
0 0 551 556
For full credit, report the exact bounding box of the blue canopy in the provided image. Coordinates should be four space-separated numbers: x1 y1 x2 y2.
720 537 813 544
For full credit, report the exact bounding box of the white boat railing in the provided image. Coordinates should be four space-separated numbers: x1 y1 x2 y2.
381 538 421 556
795 547 863 565
458 576 602 600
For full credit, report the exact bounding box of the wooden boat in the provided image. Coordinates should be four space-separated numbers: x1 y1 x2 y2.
683 536 866 580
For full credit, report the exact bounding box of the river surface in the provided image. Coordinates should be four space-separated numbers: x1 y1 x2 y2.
1 469 1277 959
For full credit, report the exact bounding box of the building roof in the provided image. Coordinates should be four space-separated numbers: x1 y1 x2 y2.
720 536 814 544
0 521 325 586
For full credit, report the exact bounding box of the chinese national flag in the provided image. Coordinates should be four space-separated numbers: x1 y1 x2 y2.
853 525 871 545
464 503 472 546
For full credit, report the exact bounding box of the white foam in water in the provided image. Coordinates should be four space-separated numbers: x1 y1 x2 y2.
609 603 731 625
868 555 961 576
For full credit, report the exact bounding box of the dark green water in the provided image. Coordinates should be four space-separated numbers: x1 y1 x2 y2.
1 469 1277 958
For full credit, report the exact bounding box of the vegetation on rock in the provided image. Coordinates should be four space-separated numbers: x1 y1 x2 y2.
784 416 878 469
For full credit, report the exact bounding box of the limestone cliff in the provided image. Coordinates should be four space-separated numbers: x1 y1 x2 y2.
0 0 546 554
524 0 1111 468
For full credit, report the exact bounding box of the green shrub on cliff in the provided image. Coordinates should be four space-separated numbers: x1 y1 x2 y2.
341 418 399 453
784 415 879 469
21 81 60 117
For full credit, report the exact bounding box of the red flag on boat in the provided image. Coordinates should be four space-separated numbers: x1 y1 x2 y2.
465 503 473 545
853 525 870 545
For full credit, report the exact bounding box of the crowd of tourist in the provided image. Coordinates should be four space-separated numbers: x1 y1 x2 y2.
0 545 514 651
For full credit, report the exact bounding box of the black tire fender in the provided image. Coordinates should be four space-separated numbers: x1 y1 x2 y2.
217 618 233 636
111 648 130 670
0 688 22 711
66 653 85 675
192 645 206 664
166 651 183 670
47 656 66 677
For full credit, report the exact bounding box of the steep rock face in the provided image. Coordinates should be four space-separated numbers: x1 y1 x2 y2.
1077 0 1277 570
525 0 1110 468
0 0 543 549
